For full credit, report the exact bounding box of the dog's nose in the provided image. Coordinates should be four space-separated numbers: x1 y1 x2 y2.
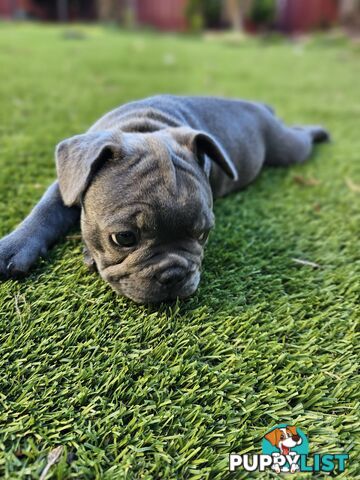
155 267 187 286
292 435 300 442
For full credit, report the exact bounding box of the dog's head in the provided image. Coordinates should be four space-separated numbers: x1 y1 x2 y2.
264 426 302 454
55 127 237 303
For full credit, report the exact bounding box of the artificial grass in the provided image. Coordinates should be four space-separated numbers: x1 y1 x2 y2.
0 23 359 479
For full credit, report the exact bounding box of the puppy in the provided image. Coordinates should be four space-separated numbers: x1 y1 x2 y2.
264 426 303 473
0 95 329 303
265 426 302 455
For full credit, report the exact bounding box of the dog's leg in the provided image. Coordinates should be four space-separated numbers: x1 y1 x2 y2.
0 181 80 278
265 119 330 167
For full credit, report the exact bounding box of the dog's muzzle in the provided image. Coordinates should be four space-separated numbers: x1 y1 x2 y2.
101 251 202 303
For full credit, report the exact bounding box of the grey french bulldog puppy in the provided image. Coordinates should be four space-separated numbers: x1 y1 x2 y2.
0 95 329 303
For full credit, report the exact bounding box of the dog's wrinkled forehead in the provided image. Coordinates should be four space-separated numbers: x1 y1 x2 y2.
56 126 237 208
83 132 213 232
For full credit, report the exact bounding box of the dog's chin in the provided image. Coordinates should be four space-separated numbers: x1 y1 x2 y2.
109 271 201 304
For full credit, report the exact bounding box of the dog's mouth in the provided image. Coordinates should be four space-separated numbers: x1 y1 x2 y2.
280 435 301 454
281 445 290 455
129 273 199 303
113 279 199 304
103 266 201 304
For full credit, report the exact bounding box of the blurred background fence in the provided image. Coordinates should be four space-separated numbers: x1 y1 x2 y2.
0 0 359 34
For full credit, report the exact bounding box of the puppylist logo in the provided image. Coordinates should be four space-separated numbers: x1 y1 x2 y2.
229 423 349 474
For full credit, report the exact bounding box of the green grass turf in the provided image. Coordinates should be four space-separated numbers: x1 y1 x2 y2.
0 24 359 479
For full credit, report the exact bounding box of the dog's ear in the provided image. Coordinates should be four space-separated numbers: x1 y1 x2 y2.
287 426 298 436
170 127 238 181
56 131 122 206
264 428 281 446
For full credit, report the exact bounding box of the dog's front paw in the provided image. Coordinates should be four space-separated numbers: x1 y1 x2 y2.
272 464 281 474
0 230 47 279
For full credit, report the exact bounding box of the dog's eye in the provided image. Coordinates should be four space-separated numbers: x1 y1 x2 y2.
111 231 137 247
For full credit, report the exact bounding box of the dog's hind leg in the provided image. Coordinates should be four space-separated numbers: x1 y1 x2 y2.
265 117 330 167
0 181 80 278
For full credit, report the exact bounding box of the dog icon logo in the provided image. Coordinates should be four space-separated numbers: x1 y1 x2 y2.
262 424 309 473
229 423 349 474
